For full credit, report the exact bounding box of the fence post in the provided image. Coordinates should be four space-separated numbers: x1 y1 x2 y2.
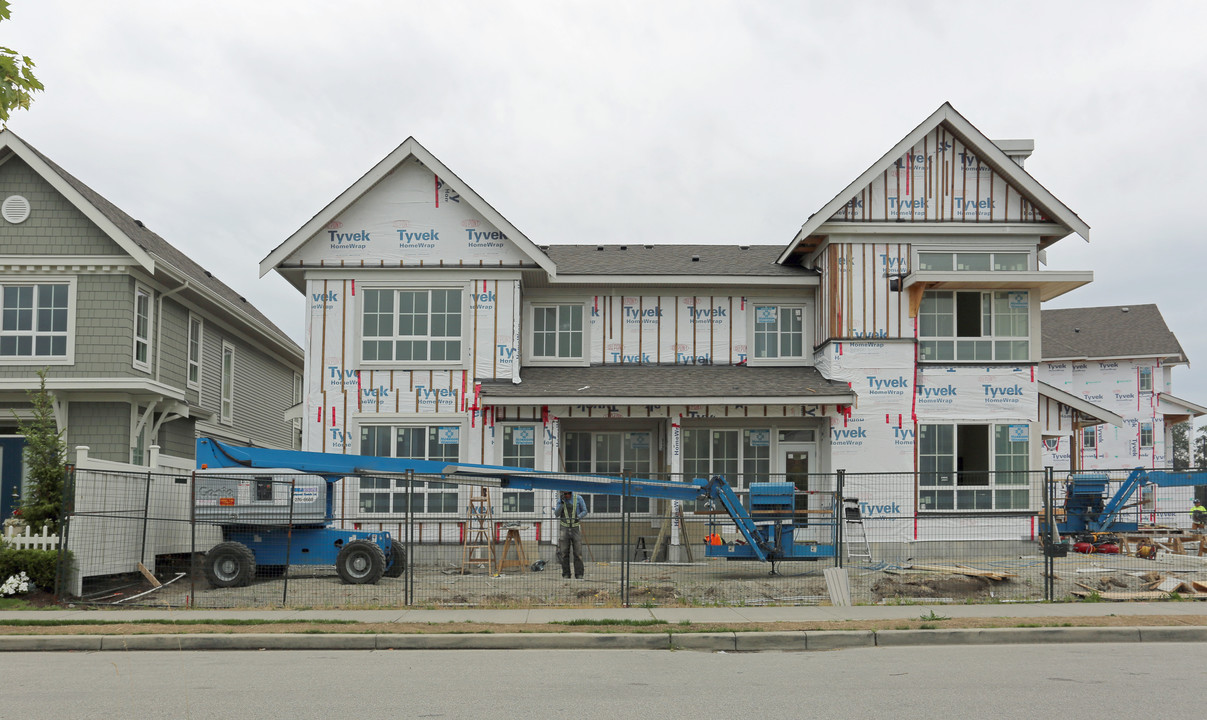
835 469 845 568
1044 466 1054 602
283 477 295 606
621 473 630 608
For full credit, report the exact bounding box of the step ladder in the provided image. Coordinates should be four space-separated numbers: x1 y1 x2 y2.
460 487 496 574
843 497 873 562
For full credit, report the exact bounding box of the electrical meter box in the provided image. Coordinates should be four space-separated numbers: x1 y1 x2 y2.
194 469 328 525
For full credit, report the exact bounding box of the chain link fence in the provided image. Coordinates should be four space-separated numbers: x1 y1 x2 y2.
54 466 1207 608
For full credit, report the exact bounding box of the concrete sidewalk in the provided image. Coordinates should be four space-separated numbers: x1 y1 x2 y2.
2 602 1207 652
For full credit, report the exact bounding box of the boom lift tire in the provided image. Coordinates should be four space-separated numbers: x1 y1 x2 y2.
204 541 257 588
336 540 387 584
383 539 406 578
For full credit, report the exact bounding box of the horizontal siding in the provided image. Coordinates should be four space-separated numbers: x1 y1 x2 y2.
65 402 130 464
200 322 296 450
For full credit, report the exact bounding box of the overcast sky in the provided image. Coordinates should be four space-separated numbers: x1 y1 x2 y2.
7 2 1207 419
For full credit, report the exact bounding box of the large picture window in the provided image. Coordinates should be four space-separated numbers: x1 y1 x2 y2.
1 282 69 359
682 428 772 509
362 288 462 363
531 304 584 360
752 305 804 360
918 423 1030 511
563 431 651 513
918 290 1029 362
358 425 460 515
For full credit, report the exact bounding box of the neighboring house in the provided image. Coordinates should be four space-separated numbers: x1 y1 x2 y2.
1040 304 1206 472
0 130 303 520
261 102 1122 546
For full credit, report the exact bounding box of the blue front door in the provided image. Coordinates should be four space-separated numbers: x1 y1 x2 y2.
0 436 26 519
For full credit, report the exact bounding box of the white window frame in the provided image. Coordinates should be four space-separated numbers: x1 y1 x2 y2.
563 430 652 514
746 299 810 367
1140 422 1154 448
358 283 468 369
291 372 303 450
1081 426 1097 450
524 299 590 367
500 423 539 513
132 284 153 372
220 341 234 425
0 277 76 364
917 422 1031 512
918 289 1030 363
1138 366 1153 393
915 251 1032 272
355 422 463 516
682 427 774 508
187 314 203 390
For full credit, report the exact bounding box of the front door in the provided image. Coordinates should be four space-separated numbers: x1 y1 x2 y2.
0 436 27 519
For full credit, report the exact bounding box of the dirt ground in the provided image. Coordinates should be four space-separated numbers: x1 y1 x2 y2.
62 548 1207 610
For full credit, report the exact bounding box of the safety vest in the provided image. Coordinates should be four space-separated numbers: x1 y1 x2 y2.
559 495 581 528
1193 504 1206 522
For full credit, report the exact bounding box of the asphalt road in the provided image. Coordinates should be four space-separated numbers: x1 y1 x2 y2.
3 643 1203 718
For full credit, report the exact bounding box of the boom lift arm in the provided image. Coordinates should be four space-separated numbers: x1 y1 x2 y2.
1057 467 1207 535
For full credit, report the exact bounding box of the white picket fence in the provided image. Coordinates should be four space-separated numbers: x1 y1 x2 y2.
1 524 60 551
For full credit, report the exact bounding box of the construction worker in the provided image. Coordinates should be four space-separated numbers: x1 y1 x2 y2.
1192 499 1207 530
554 490 589 579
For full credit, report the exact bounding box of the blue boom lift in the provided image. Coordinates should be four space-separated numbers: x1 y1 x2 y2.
1053 467 1207 536
194 438 838 586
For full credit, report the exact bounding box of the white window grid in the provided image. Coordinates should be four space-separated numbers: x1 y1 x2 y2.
133 286 152 371
187 315 203 389
220 342 234 425
918 290 1029 362
752 305 804 360
531 304 584 360
361 288 462 364
0 281 70 359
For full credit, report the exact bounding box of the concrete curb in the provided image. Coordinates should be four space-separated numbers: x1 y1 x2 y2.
1 627 1205 652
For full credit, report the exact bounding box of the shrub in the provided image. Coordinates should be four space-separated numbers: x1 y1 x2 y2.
0 547 69 591
16 369 67 533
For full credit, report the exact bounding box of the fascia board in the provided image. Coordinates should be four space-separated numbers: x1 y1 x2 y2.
779 103 1090 264
484 393 856 406
1038 381 1124 427
0 377 187 400
1158 393 1207 418
0 134 157 274
261 137 556 277
548 274 818 287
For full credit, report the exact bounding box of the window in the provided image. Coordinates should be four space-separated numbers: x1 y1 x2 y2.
501 425 537 513
918 423 1030 511
1140 422 1154 448
358 425 460 515
133 286 152 371
1 282 69 359
752 305 804 361
918 290 1029 362
1081 426 1097 450
917 251 1029 272
531 304 584 360
362 288 462 363
187 316 203 389
683 428 772 510
1139 366 1153 393
564 431 651 513
220 343 234 424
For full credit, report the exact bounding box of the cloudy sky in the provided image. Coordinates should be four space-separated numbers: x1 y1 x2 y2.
7 2 1207 415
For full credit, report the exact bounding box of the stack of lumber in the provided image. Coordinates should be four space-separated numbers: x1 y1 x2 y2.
901 563 1017 581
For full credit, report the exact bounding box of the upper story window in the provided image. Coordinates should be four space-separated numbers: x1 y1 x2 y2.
1138 366 1153 393
187 315 203 389
220 342 234 425
917 252 1029 272
1140 422 1154 448
133 286 152 371
362 288 462 364
1082 426 1097 450
532 304 584 360
918 290 1029 362
750 304 805 363
525 301 588 366
1 281 71 360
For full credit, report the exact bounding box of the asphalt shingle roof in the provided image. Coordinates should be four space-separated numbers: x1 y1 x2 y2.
542 245 812 277
481 365 853 402
1041 304 1186 362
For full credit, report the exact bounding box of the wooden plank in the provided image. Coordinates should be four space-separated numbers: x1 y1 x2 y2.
137 562 161 588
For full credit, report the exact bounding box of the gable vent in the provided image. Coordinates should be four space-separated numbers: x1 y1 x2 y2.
2 195 30 224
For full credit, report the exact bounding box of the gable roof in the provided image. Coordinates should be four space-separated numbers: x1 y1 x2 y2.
0 129 300 360
779 102 1090 264
1041 304 1187 364
261 137 555 282
543 244 812 277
